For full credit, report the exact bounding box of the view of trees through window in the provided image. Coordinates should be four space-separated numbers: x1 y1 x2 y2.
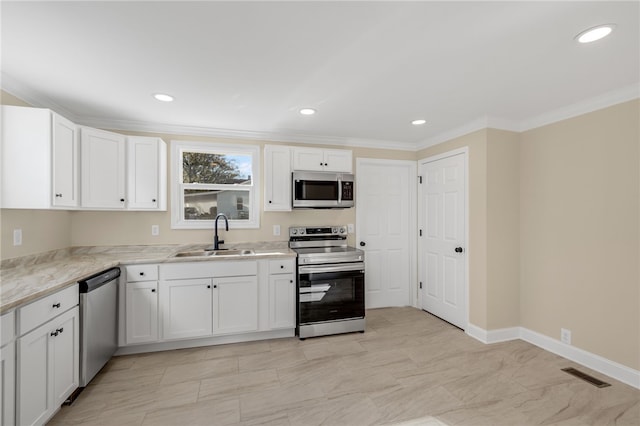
181 152 252 221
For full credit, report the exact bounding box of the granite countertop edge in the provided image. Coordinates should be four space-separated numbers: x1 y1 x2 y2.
0 243 296 314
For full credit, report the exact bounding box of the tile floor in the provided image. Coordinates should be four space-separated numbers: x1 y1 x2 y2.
50 307 639 425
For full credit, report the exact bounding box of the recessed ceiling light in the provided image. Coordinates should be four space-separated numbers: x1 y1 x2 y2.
299 108 316 115
575 24 615 43
411 119 427 126
153 93 174 102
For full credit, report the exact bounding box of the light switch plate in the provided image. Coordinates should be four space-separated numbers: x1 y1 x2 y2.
273 225 281 236
347 224 355 233
13 229 22 246
151 225 160 236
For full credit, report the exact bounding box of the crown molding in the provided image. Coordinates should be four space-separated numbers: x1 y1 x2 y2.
519 83 640 132
77 116 418 151
3 71 638 153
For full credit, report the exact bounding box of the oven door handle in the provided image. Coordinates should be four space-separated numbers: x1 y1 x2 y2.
298 264 365 274
299 284 331 293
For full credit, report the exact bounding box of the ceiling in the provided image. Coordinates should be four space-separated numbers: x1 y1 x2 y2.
2 1 639 150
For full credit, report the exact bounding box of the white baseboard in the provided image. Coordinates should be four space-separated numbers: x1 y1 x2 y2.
466 323 640 389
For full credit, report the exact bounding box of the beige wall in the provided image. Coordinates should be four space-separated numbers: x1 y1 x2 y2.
417 130 489 329
486 129 520 329
520 99 639 370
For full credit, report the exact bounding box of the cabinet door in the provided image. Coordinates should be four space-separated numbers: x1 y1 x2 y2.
125 281 158 344
0 342 15 426
80 127 126 209
269 274 296 329
52 113 79 207
292 147 325 171
323 149 353 173
213 276 258 335
50 308 79 407
264 145 292 211
18 321 52 426
127 137 162 210
161 279 213 340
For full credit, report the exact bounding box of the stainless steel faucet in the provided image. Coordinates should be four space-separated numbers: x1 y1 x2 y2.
213 213 229 250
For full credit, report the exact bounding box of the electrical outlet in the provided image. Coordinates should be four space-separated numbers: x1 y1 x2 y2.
151 225 160 236
13 229 22 246
561 328 572 345
347 224 354 233
273 224 281 236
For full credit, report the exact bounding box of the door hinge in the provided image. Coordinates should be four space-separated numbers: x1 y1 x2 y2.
418 176 423 184
419 282 422 289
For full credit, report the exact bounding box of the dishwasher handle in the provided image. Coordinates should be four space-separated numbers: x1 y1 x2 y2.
79 267 121 293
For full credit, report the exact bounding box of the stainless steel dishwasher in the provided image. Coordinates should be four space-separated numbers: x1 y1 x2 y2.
78 267 120 387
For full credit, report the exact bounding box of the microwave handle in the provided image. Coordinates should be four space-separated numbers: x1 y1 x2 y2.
338 178 342 204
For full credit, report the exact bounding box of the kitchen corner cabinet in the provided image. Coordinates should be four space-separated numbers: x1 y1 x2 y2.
124 265 159 345
264 145 292 211
1 105 79 209
292 147 352 173
127 137 167 211
80 127 126 209
0 311 16 426
17 285 79 426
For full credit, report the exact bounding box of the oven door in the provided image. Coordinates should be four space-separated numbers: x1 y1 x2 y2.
298 263 365 325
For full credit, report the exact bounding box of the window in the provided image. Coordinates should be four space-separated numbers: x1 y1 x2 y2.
171 141 260 229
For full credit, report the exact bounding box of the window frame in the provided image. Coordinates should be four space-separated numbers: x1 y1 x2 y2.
170 140 261 230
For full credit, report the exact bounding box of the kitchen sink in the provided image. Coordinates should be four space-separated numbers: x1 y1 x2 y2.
172 249 255 258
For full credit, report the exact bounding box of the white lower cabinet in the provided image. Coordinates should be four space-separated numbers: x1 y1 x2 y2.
125 281 159 345
161 279 212 340
0 309 16 426
213 276 259 335
268 275 296 330
18 306 79 426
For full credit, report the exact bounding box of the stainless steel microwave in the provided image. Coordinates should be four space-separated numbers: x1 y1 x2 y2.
292 171 354 209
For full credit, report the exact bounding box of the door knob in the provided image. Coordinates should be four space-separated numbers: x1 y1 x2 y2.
455 247 464 253
359 241 366 247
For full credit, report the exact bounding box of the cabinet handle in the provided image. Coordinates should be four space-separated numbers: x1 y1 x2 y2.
50 331 59 337
152 199 157 202
120 198 125 202
151 289 156 293
207 285 211 289
324 163 328 166
213 285 217 289
320 162 323 166
57 327 64 334
268 200 272 204
280 265 284 269
52 303 61 308
139 272 145 276
290 280 293 283
55 193 63 197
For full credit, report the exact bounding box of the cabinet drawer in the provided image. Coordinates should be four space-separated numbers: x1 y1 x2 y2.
269 259 295 274
1 310 15 346
161 261 258 280
126 264 158 282
18 285 78 336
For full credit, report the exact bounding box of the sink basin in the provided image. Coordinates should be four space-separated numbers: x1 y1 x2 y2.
209 249 255 256
172 249 255 258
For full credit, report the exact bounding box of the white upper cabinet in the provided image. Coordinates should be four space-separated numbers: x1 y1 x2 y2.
127 136 167 210
52 114 79 207
264 145 292 211
292 147 352 173
80 127 126 209
1 106 79 209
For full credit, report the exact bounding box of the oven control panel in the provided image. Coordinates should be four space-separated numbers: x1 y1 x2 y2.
289 226 347 238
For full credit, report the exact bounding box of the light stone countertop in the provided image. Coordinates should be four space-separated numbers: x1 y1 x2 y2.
0 242 296 314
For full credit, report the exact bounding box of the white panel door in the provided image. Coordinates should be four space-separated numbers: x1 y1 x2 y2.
0 342 15 426
323 149 352 172
50 308 79 407
18 322 52 426
80 127 126 209
268 274 296 329
52 113 78 207
161 279 213 340
213 276 258 335
292 147 325 171
356 159 416 308
419 152 467 329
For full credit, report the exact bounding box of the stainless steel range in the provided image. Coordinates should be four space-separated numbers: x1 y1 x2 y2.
289 225 365 339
